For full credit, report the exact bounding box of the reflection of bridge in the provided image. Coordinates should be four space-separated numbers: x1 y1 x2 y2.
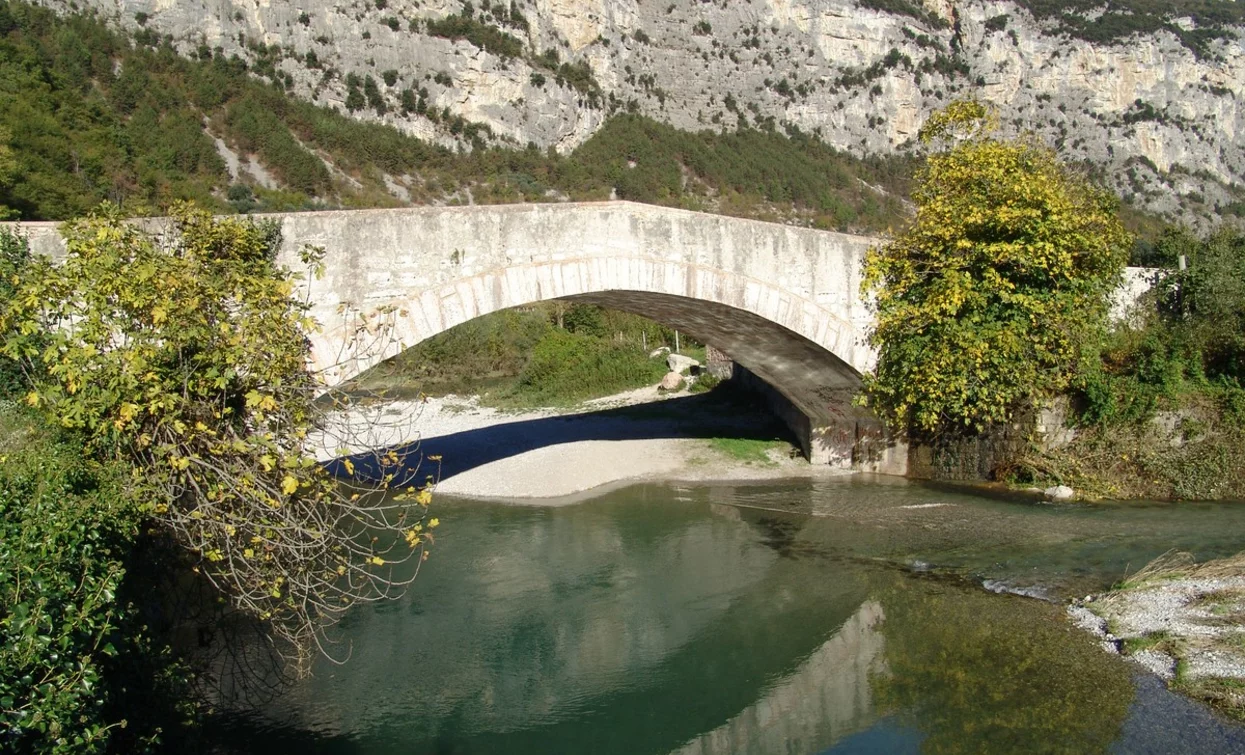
11 202 1151 468
673 601 885 755
228 490 886 753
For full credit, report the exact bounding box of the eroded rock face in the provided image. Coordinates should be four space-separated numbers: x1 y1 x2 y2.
40 0 1245 225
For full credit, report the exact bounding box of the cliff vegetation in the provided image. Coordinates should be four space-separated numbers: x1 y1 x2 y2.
0 0 911 234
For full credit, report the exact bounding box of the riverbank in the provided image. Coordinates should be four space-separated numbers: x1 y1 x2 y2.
1069 551 1245 722
317 383 854 500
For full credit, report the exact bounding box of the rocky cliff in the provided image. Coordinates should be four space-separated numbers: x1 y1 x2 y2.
32 0 1245 225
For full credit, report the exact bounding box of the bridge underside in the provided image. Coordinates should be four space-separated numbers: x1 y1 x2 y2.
563 291 889 468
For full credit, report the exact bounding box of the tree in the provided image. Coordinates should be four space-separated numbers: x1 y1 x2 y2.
0 127 15 219
863 100 1131 436
1 204 436 672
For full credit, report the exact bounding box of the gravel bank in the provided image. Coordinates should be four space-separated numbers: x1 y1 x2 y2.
1069 551 1245 720
315 385 853 500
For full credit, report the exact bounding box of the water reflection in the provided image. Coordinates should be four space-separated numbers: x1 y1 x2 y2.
870 581 1132 754
212 478 1245 754
674 601 885 755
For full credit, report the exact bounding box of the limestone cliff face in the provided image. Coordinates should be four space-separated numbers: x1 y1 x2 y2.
35 0 1245 224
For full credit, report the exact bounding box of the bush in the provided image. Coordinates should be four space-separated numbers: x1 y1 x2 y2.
3 207 434 673
562 303 606 337
1071 228 1245 429
510 330 668 405
689 372 722 393
0 410 189 753
424 14 523 59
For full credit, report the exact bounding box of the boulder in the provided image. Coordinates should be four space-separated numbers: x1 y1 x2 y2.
667 353 699 374
648 346 671 359
1044 485 1076 502
658 372 684 391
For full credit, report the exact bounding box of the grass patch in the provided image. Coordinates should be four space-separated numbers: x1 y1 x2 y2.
346 302 686 407
495 329 668 407
1121 630 1181 656
1189 588 1245 619
1174 676 1245 722
707 436 789 464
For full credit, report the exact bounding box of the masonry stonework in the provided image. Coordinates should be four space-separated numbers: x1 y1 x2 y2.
6 202 1149 471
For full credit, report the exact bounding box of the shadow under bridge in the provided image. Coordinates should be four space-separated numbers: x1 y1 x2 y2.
563 290 887 467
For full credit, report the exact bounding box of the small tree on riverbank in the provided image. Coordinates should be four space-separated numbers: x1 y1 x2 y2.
1 204 435 674
863 100 1131 437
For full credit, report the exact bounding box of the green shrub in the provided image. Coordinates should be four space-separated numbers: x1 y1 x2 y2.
0 411 182 754
689 372 722 393
1075 228 1245 429
865 101 1130 436
562 303 606 337
510 330 668 405
424 14 524 59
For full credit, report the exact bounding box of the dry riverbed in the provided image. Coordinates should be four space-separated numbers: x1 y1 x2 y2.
1069 551 1245 721
315 383 853 500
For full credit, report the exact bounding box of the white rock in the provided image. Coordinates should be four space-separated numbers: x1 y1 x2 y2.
667 353 699 374
1044 485 1076 502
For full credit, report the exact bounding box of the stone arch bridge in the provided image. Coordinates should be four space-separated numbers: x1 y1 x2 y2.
11 202 900 467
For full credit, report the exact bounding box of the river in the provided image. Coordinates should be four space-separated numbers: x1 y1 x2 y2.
211 476 1245 753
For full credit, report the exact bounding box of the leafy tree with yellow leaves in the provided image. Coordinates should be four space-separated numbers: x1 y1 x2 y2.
863 100 1131 436
1 204 434 673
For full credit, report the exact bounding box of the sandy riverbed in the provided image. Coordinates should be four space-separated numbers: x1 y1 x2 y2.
315 384 853 500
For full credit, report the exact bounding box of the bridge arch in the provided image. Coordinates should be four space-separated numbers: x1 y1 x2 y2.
8 202 896 466
279 202 884 465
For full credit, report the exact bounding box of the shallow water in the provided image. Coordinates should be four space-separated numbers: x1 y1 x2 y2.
212 477 1245 754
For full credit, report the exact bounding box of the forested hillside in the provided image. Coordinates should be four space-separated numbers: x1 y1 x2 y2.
0 1 911 232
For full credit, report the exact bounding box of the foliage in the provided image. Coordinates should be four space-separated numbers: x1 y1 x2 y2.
1011 227 1245 501
224 93 332 195
0 236 192 753
562 302 606 337
1 206 434 671
863 100 1130 436
0 1 916 235
0 414 142 753
0 1 225 217
857 0 950 29
0 127 14 219
0 408 200 754
424 13 524 59
1000 226 1245 503
688 372 723 394
510 330 669 406
365 305 554 397
0 229 31 394
1157 227 1245 379
351 301 687 403
1070 227 1245 430
1012 0 1245 58
569 115 915 232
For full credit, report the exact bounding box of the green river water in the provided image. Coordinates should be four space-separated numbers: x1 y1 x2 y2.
214 476 1245 754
